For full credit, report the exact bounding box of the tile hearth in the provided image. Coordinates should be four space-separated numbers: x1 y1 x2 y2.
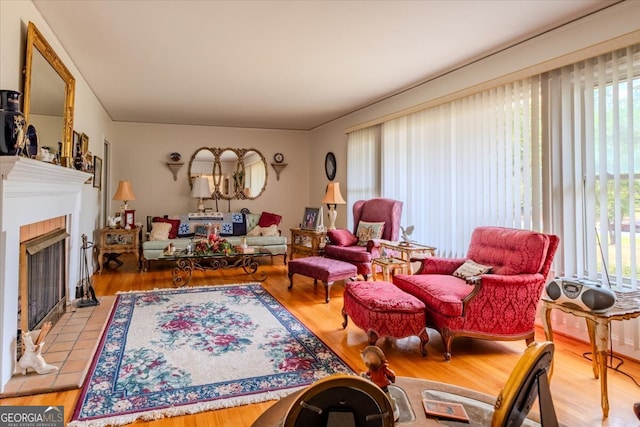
0 296 114 397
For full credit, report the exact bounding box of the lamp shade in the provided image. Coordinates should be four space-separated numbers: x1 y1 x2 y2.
321 182 346 205
191 176 212 198
113 181 136 202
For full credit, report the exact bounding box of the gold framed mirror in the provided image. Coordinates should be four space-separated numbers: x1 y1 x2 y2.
23 22 75 161
188 147 268 201
241 148 267 199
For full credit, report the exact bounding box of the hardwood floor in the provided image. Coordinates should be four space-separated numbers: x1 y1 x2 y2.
2 254 640 426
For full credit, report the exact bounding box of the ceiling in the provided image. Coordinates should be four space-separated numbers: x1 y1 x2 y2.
33 0 616 131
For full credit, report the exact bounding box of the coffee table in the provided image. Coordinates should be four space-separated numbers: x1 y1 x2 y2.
251 376 542 426
159 248 270 286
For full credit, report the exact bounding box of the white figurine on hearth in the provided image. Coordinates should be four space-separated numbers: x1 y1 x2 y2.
18 330 58 375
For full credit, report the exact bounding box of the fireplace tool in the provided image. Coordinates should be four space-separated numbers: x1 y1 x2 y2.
77 234 99 308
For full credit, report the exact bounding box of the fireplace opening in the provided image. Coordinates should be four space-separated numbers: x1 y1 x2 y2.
17 228 68 358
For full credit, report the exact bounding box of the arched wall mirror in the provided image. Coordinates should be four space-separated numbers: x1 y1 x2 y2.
23 22 75 161
189 147 268 201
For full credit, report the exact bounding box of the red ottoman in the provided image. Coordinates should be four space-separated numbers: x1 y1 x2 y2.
342 281 429 356
288 256 358 303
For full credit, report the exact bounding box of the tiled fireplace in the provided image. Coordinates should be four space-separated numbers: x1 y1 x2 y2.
0 157 90 392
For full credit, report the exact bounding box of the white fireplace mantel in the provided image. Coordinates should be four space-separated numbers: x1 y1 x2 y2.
0 157 91 392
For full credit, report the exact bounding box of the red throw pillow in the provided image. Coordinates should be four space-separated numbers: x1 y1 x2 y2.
327 229 359 247
258 211 282 227
152 217 180 239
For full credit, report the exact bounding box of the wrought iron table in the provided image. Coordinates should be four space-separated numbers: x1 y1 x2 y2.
159 248 270 286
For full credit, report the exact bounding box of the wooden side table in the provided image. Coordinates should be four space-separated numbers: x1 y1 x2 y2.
290 228 326 259
372 257 409 281
541 292 640 418
98 226 142 273
379 240 436 274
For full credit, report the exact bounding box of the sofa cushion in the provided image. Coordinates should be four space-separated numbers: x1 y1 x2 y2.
152 216 180 239
258 211 282 227
393 274 473 318
453 259 492 280
150 222 172 241
327 229 359 247
356 221 384 246
246 213 261 232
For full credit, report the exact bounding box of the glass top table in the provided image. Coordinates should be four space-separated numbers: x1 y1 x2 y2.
159 247 271 286
378 240 437 274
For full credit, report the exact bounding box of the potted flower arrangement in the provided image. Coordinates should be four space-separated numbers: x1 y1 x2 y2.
193 234 233 255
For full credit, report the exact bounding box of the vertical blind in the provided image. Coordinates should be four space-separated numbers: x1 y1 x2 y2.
546 45 639 289
367 77 543 257
346 125 381 230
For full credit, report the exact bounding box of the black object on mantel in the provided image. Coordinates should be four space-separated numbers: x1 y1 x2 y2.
0 89 27 156
77 234 99 308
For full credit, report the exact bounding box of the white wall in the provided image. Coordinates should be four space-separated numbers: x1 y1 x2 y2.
108 122 310 233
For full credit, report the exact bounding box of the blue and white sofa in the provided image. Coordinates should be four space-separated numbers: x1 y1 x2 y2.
141 211 287 270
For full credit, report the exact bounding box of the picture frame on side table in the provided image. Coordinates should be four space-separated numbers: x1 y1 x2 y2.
93 156 102 189
123 210 135 229
301 207 320 230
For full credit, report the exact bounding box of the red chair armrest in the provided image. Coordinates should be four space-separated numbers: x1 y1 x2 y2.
461 273 546 314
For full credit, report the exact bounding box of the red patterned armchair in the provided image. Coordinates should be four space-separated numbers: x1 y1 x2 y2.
324 198 403 279
393 226 559 360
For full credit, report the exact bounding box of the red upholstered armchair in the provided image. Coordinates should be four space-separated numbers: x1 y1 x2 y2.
392 226 559 360
324 198 403 279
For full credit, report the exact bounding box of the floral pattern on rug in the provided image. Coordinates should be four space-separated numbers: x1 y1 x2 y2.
70 284 353 427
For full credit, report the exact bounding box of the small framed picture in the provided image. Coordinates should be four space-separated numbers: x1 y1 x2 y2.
301 207 320 230
80 133 89 154
93 156 102 189
72 131 80 158
123 210 135 229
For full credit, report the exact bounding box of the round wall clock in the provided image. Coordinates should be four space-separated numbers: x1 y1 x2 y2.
325 152 336 181
274 152 284 163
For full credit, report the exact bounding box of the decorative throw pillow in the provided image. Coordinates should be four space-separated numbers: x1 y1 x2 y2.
356 221 385 246
453 259 492 280
246 225 262 237
258 211 282 227
194 224 210 238
261 224 279 237
152 216 180 239
150 222 172 241
327 229 359 247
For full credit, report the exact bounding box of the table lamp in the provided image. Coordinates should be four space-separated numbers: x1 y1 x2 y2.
191 176 212 212
321 182 346 230
112 180 136 213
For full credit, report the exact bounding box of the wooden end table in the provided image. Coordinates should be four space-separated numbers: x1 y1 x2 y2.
290 228 326 259
98 226 142 273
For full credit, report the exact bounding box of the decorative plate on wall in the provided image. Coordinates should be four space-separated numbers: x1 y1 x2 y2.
325 152 336 181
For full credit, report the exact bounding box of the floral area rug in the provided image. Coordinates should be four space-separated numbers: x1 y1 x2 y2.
69 284 353 426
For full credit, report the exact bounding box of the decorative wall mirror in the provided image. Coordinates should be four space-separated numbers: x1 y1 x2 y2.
242 149 267 199
23 22 76 162
189 147 268 201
